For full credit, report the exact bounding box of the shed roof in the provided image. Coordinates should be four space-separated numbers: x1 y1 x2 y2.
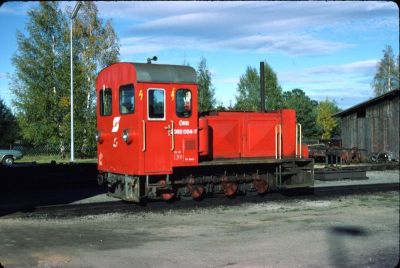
130 63 197 84
335 89 400 117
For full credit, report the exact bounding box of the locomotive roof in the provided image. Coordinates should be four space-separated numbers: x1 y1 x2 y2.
130 63 197 84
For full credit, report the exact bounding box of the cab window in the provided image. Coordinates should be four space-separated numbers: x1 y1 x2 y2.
176 89 192 118
148 89 165 120
100 88 112 116
119 84 135 114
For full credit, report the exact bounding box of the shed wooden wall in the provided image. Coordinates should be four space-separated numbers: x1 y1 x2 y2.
340 95 399 159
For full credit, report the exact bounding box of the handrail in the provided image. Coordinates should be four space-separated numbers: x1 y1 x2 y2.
275 125 278 159
142 120 146 152
171 120 175 151
295 124 298 157
298 123 302 158
275 124 282 159
295 123 302 158
279 124 282 159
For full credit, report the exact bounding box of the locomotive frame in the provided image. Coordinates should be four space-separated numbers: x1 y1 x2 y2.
96 62 314 202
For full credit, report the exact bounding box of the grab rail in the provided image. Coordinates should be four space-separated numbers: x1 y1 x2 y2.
295 123 302 158
142 120 146 152
275 124 282 159
171 120 175 151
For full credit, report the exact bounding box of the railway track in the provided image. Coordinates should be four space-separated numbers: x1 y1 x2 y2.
2 182 398 219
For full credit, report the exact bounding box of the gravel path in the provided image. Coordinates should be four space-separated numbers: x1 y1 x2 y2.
1 190 398 268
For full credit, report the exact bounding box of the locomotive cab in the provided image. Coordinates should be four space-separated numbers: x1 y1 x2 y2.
96 63 199 201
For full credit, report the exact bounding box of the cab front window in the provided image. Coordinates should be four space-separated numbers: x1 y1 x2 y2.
100 88 112 116
148 88 165 120
176 89 192 118
119 84 135 114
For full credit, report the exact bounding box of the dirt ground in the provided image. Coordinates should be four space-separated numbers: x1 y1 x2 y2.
0 190 398 268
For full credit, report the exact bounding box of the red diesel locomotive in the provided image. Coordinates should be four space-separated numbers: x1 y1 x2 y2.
96 62 314 202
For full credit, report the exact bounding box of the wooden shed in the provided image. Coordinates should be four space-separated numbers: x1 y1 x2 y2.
335 89 399 160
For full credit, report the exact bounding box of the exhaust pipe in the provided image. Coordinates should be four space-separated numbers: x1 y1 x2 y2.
260 61 265 112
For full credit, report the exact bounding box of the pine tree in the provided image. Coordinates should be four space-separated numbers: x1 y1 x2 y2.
196 57 215 112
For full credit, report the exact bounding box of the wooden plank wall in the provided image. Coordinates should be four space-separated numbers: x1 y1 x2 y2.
340 95 399 159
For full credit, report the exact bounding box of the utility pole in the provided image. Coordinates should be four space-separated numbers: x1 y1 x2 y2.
388 56 391 92
70 1 82 162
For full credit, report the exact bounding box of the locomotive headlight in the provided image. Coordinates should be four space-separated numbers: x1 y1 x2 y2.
122 129 132 144
95 130 104 143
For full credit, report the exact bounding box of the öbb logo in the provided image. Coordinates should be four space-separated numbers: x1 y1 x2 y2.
112 116 121 133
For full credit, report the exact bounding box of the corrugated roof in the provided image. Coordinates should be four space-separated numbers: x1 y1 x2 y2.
131 63 197 84
335 89 400 117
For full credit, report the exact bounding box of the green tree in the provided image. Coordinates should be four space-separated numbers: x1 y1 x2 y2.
215 101 227 111
264 62 283 110
283 88 319 139
235 62 283 111
372 45 399 96
11 2 119 156
196 57 215 112
68 2 119 156
11 2 69 148
0 98 20 146
316 98 341 140
235 66 260 111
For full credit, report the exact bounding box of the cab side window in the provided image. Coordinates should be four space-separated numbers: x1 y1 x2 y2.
176 89 192 118
119 84 135 114
100 88 112 116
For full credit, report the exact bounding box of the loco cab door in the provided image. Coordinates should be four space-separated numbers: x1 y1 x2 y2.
142 85 172 174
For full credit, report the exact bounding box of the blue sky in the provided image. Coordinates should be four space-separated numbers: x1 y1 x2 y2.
0 1 398 110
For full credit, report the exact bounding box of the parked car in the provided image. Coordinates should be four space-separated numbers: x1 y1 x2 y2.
0 149 23 165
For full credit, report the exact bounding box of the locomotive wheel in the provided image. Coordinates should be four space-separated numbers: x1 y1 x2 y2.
221 176 238 197
222 182 238 197
253 178 269 195
161 192 175 201
187 184 205 200
159 180 175 201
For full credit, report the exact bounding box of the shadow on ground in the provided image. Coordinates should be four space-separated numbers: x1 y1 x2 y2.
0 163 105 217
327 225 369 268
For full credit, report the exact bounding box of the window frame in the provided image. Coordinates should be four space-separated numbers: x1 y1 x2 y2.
175 88 192 118
147 88 166 121
99 87 112 116
119 83 135 115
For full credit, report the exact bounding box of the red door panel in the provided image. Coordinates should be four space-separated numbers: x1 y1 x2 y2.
143 85 172 174
243 119 279 157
